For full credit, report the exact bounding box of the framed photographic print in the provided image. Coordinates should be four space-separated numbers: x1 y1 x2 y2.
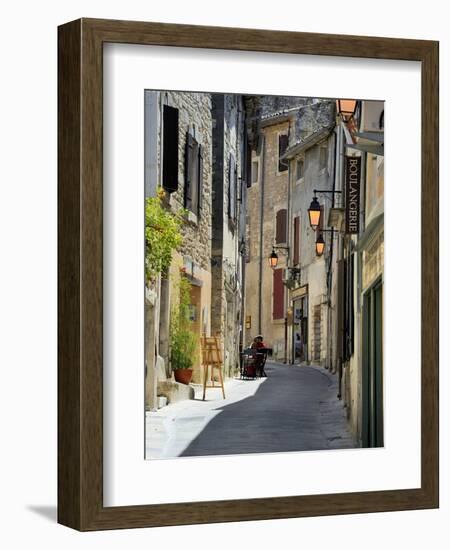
58 18 439 531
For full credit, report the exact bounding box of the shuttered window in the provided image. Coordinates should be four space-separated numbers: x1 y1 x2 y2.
278 134 289 172
198 144 203 214
228 153 237 222
296 159 304 181
275 208 287 244
273 268 285 320
162 105 179 193
293 216 300 265
184 132 203 216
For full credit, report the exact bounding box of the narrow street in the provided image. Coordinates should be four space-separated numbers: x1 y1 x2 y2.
146 363 356 459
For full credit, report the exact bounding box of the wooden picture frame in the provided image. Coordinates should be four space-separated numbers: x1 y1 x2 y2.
58 18 439 531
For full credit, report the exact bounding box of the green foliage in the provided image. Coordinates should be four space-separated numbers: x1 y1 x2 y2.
145 189 183 283
170 277 199 370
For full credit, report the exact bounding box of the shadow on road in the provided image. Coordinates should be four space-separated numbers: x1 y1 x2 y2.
180 364 350 457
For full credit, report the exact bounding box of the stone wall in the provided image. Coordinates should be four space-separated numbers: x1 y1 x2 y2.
245 120 290 359
165 91 213 273
211 94 246 376
288 131 335 365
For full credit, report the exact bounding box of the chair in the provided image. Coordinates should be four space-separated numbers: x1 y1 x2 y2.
255 349 268 377
240 348 258 379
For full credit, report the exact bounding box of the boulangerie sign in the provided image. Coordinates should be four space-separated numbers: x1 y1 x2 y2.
345 155 361 234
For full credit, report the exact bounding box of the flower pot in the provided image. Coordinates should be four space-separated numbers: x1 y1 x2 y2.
173 368 193 385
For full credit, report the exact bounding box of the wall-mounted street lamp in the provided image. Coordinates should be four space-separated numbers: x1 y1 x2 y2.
269 249 279 269
268 244 290 269
315 228 338 257
307 196 322 230
315 234 325 257
308 189 343 230
336 99 358 122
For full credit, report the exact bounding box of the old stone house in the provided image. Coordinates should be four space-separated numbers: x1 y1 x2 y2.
144 90 247 409
282 106 336 366
244 97 335 362
211 94 247 378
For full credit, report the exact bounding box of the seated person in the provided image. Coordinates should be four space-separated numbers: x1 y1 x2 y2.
251 335 267 350
251 336 268 377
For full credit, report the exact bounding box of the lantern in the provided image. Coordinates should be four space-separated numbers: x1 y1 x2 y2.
336 99 357 122
269 249 278 269
308 196 322 230
315 234 325 257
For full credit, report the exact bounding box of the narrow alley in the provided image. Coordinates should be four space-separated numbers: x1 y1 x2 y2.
146 363 355 459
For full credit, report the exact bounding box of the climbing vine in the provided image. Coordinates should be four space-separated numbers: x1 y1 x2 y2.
145 188 183 283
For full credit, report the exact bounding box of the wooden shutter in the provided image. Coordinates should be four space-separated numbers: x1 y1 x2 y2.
185 133 199 213
276 209 287 244
198 144 203 215
337 259 345 361
293 216 300 265
162 105 179 193
273 268 285 320
228 153 236 220
278 134 289 172
349 253 355 356
246 142 252 188
184 132 193 210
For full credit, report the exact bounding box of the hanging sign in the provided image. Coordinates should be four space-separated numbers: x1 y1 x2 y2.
345 156 361 234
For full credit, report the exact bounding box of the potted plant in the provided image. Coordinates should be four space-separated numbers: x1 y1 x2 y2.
170 276 199 385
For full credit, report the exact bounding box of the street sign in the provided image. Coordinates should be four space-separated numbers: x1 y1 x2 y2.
345 156 361 234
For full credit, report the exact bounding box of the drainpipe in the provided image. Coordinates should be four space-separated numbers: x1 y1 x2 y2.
258 135 266 336
327 129 337 370
284 147 292 364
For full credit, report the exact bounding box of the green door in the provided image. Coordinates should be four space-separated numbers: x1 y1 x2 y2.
362 279 384 447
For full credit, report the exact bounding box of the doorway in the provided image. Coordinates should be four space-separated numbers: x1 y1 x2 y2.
362 278 383 447
292 296 308 364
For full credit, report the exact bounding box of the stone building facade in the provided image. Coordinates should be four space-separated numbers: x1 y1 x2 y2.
282 103 336 366
211 94 247 377
341 100 385 446
244 98 335 362
144 90 248 409
144 91 214 409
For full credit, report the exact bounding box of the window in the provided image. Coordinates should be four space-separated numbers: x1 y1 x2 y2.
162 105 179 193
319 146 327 172
251 160 259 184
293 216 300 265
184 132 203 216
278 133 289 172
275 208 287 244
273 268 285 320
296 159 304 181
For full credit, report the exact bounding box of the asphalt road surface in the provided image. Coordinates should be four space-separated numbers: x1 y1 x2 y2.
146 363 356 459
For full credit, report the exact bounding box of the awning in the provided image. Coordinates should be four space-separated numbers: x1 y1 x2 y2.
345 142 384 156
354 131 384 143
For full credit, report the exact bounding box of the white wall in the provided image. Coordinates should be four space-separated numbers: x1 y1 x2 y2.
0 1 448 548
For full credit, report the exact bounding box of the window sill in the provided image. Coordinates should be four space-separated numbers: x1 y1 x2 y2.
272 318 286 324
